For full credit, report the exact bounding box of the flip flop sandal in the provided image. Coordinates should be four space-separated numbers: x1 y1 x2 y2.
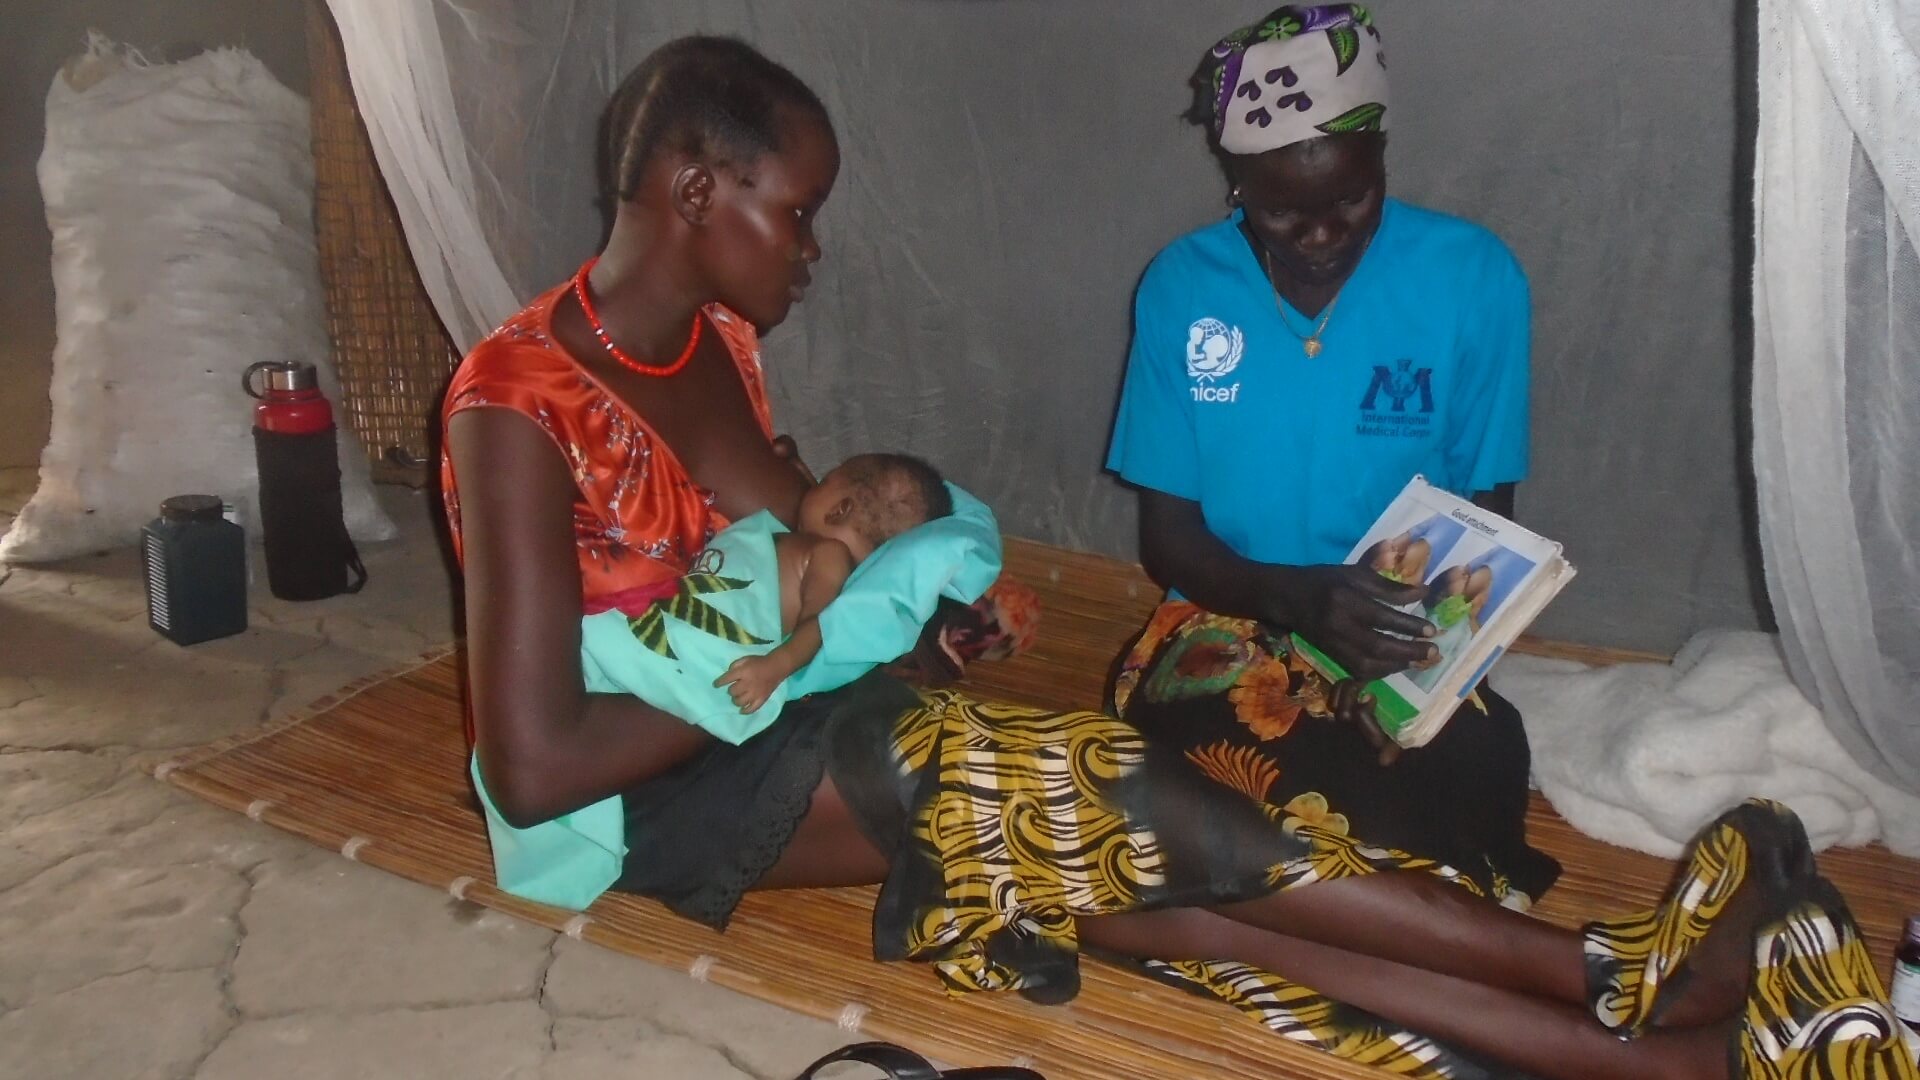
793 1041 1045 1080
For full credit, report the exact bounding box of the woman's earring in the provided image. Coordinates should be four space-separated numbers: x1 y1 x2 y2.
1228 186 1243 207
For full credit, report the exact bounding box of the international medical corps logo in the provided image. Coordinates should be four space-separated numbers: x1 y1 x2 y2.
1186 317 1245 403
1360 358 1434 413
1356 357 1437 439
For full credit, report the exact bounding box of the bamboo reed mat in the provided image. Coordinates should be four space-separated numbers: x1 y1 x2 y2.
158 538 1916 1080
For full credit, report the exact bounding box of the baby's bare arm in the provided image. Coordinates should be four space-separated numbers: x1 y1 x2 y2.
794 537 855 621
776 537 855 670
716 537 855 712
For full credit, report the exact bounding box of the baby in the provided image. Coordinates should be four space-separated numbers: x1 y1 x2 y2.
714 452 952 712
1405 561 1497 690
1424 563 1496 632
1360 516 1450 586
583 452 952 742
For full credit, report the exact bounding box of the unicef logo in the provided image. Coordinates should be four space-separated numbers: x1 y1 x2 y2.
1185 318 1244 383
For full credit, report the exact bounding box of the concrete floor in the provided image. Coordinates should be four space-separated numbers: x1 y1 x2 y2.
0 469 856 1079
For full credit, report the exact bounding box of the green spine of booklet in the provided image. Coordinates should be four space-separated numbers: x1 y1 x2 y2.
1287 633 1420 736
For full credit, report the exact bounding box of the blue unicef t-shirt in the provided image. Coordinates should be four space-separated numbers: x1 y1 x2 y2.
1106 198 1530 567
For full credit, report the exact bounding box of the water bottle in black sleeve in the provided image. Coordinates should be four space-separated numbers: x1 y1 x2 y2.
242 361 367 601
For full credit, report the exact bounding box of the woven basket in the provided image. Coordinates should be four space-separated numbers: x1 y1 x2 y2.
306 0 458 483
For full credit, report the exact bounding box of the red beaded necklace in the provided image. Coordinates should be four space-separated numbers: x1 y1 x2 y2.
571 257 702 377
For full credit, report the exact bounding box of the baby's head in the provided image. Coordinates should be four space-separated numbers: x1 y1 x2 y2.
1365 537 1402 571
798 453 953 560
1425 565 1471 612
1362 533 1411 580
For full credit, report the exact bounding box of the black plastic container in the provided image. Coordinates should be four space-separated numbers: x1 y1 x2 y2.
141 495 247 645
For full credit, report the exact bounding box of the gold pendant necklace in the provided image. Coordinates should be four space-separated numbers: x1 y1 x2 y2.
1260 244 1338 358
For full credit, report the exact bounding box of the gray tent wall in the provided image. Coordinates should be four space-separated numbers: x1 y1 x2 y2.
472 0 1757 653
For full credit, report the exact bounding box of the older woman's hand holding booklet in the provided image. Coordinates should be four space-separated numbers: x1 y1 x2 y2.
1290 476 1577 748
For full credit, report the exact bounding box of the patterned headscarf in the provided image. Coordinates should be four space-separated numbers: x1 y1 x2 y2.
1200 5 1389 156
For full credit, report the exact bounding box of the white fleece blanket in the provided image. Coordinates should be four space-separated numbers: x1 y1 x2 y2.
1495 630 1920 859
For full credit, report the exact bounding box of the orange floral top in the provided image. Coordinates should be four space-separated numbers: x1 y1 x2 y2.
439 284 774 613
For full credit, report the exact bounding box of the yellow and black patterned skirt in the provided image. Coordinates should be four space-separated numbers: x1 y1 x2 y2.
832 680 1918 1079
624 672 1915 1078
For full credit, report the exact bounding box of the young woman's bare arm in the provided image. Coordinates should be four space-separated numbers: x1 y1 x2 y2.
451 407 715 827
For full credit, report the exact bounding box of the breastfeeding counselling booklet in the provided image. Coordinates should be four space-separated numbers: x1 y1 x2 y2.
1290 476 1576 748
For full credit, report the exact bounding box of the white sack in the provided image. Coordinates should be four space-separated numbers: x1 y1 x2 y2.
0 37 394 565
